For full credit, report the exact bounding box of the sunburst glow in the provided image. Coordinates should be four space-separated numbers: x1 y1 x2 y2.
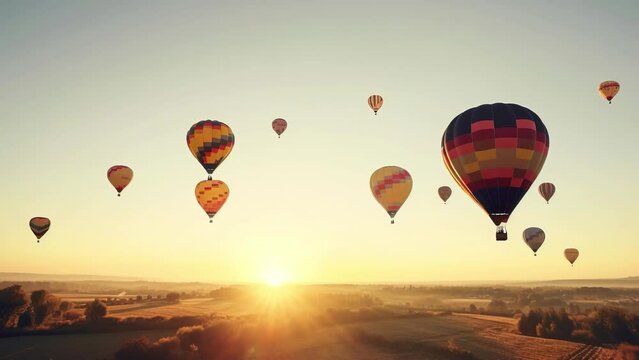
262 267 289 287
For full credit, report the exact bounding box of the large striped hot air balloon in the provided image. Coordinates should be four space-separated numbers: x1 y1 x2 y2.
564 248 579 266
598 81 620 104
538 182 556 203
523 227 545 256
368 95 383 115
107 165 133 196
370 166 412 224
438 186 452 204
29 217 50 243
441 103 550 241
187 120 234 179
272 118 287 138
195 180 229 223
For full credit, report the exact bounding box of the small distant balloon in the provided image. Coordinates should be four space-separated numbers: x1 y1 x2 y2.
538 182 556 204
107 165 133 197
599 81 620 104
187 120 234 180
564 248 579 266
29 217 50 243
195 180 229 223
370 166 412 224
523 227 545 256
272 118 287 138
368 95 383 115
438 186 452 204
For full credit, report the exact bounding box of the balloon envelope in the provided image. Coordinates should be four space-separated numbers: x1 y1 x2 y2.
523 227 545 255
538 182 555 203
438 186 452 203
107 165 133 196
187 120 234 177
368 95 383 115
370 166 412 223
29 217 50 242
599 81 620 103
272 118 287 137
564 248 579 265
441 103 550 240
195 180 229 222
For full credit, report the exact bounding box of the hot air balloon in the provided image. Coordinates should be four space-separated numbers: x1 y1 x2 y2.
107 165 133 196
538 182 555 203
441 103 550 241
187 120 234 180
29 217 50 243
523 227 545 256
368 95 383 115
370 166 412 224
599 81 620 104
438 186 452 204
272 118 287 138
195 180 229 223
564 248 579 266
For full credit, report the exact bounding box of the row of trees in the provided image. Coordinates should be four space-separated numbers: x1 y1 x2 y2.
0 285 109 330
518 307 639 345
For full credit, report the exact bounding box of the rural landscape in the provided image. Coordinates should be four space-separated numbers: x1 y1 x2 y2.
2 0 638 359
1 274 639 359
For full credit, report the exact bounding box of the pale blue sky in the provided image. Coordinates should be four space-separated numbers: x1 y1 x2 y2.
0 0 637 283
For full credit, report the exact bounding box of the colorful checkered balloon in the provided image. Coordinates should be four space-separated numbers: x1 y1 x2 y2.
441 103 549 240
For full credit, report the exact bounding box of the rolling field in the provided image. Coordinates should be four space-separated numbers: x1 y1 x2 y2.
106 297 251 318
0 308 618 360
0 329 174 360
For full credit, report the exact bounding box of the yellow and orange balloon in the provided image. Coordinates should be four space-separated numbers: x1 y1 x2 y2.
599 81 620 104
195 180 229 222
107 165 133 196
370 166 412 224
187 120 234 179
29 217 50 243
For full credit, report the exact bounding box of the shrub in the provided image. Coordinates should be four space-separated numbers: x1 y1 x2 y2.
85 299 107 322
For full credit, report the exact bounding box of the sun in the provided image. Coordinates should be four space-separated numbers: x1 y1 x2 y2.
261 267 289 287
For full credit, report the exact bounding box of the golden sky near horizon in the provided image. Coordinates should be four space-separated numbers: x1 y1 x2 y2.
0 0 638 284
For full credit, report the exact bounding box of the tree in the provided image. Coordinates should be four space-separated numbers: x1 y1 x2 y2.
85 299 107 322
17 309 33 328
166 292 180 303
136 295 143 303
468 304 477 313
0 285 29 328
30 290 61 326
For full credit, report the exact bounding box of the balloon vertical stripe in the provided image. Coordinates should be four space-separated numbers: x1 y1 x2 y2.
368 95 383 115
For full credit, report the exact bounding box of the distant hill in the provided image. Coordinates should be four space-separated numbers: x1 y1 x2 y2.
512 276 639 288
0 272 146 282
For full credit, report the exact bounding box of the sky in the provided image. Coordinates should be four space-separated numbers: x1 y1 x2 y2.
0 0 638 284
